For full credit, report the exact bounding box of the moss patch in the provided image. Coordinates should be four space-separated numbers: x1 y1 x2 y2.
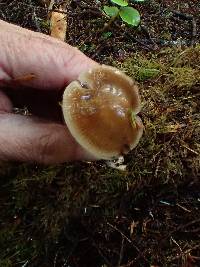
0 46 199 266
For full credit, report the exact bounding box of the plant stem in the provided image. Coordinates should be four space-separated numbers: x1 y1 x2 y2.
102 11 120 32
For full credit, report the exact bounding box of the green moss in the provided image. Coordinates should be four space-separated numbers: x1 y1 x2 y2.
115 46 200 186
117 53 162 81
169 67 200 88
0 259 12 267
0 46 200 266
39 19 50 31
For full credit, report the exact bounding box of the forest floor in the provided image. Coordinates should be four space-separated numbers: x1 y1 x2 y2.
0 1 200 267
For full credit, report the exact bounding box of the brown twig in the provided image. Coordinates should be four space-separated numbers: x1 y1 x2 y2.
118 237 125 267
140 24 159 50
107 222 149 265
168 244 200 263
172 11 197 46
107 222 137 247
92 241 112 267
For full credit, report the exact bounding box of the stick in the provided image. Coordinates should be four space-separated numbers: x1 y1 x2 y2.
49 0 69 42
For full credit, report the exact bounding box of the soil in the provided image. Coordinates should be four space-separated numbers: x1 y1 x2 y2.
0 1 199 267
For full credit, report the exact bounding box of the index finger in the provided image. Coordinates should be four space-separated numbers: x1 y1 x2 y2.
0 20 98 90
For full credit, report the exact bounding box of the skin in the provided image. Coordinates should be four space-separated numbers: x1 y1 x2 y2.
0 20 98 164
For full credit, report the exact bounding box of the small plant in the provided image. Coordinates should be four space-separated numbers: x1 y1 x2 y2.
103 0 145 27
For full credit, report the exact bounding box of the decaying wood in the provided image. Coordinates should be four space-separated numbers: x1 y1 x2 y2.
48 1 69 42
50 9 67 41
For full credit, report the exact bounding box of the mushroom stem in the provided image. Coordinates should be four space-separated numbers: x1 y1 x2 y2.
102 11 119 32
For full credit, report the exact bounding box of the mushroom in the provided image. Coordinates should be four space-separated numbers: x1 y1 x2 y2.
62 65 143 160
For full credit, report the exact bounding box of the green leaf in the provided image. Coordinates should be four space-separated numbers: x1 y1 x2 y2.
137 67 160 81
111 0 128 7
119 7 141 26
103 6 119 17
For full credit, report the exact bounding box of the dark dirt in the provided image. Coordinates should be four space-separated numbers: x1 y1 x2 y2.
0 0 199 62
0 1 200 267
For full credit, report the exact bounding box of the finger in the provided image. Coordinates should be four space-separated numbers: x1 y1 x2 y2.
0 89 13 113
0 19 98 90
0 113 94 164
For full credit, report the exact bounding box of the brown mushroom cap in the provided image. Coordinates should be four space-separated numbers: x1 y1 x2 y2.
62 65 143 159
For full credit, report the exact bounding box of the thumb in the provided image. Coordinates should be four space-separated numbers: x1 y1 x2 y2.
0 20 98 90
0 113 94 164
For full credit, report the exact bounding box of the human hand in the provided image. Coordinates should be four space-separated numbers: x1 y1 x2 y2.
0 20 98 164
